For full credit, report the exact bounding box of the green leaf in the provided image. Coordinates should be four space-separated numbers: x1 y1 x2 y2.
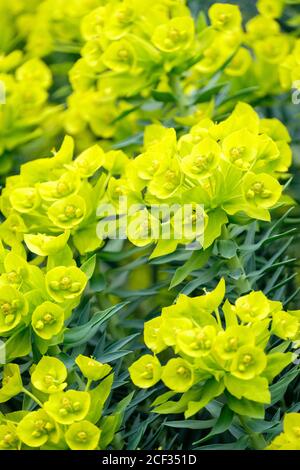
192 83 228 105
223 300 238 328
193 405 234 444
64 302 128 348
185 379 225 418
164 419 216 429
153 389 200 415
169 247 212 289
80 255 96 280
226 393 265 419
263 352 293 382
203 209 228 249
5 328 31 362
98 415 119 449
86 374 114 424
112 132 144 150
99 392 134 448
224 376 271 404
218 86 259 107
112 105 141 124
151 90 176 103
47 245 75 269
194 436 249 450
151 391 177 408
149 240 178 259
216 240 237 259
270 367 299 404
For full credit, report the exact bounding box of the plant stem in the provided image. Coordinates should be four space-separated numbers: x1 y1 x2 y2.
221 226 251 295
85 379 92 392
22 388 43 408
227 254 252 294
214 308 222 328
29 256 46 266
169 75 186 115
238 415 266 450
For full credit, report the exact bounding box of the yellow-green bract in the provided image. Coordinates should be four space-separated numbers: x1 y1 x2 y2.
129 279 298 418
0 355 116 450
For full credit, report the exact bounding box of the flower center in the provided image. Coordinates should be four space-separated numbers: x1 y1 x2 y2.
226 337 238 352
246 182 271 200
56 181 70 197
177 366 189 377
50 276 81 295
60 276 72 290
7 271 20 284
1 432 18 448
217 13 230 25
59 398 81 416
0 301 18 325
293 426 300 437
64 205 82 219
116 6 133 24
118 48 129 61
238 354 253 371
141 363 154 379
76 431 88 442
44 374 55 385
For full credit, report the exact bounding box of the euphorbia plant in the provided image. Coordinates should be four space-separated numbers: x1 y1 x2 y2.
129 279 299 447
0 355 130 450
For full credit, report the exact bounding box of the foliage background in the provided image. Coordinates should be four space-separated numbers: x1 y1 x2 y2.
0 0 299 451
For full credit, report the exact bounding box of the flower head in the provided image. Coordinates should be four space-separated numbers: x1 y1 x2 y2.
230 346 267 380
32 302 65 340
46 266 87 303
161 358 194 392
17 409 57 448
31 357 68 394
44 390 91 425
129 355 161 389
75 355 112 381
65 420 101 450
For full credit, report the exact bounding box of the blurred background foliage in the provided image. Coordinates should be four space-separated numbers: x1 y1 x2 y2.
0 0 300 450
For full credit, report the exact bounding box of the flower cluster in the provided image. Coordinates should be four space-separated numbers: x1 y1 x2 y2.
257 0 300 20
129 279 297 418
0 57 54 174
266 413 300 450
0 355 117 450
0 245 87 360
280 39 300 91
0 0 40 53
64 1 244 140
104 102 291 258
0 135 130 254
0 0 298 453
21 0 102 58
2 102 290 259
217 5 300 96
62 1 300 142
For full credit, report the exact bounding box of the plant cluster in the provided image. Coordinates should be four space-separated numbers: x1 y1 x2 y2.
130 279 299 419
0 58 55 174
0 0 299 452
267 413 300 450
0 355 127 450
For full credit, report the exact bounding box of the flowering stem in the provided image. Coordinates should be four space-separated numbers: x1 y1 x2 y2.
22 388 43 408
29 256 46 266
85 379 92 392
214 308 222 328
221 226 251 295
238 415 266 450
227 254 252 295
169 75 187 115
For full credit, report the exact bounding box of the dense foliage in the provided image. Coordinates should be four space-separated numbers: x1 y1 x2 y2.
0 0 299 451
